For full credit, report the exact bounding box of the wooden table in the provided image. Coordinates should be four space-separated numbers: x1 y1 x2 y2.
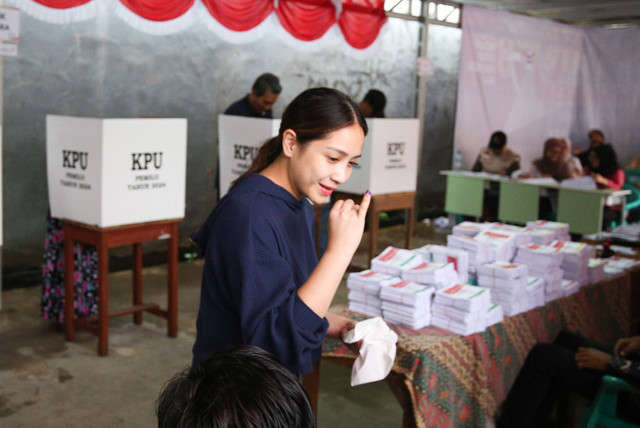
62 218 181 356
311 272 632 427
332 191 416 261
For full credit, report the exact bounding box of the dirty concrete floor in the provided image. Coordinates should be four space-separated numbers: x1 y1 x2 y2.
0 221 447 428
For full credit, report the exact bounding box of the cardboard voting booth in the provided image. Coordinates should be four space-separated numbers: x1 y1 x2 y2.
338 118 420 194
218 115 280 198
46 115 187 228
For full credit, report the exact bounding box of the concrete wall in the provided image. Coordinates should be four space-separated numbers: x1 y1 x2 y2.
2 11 461 275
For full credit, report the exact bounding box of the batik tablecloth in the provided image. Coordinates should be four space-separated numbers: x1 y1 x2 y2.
322 273 631 428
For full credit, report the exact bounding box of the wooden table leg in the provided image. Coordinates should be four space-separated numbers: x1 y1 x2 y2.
133 243 143 324
167 223 178 337
406 205 414 250
63 226 75 342
369 198 379 261
97 240 110 356
301 360 320 416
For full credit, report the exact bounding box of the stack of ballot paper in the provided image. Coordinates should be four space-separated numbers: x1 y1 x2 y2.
474 229 518 262
477 261 530 316
347 270 398 317
379 279 435 329
414 244 469 284
550 240 596 285
431 284 491 335
526 220 571 242
588 258 606 283
490 223 532 246
371 246 423 276
546 279 580 301
610 223 640 241
602 256 640 275
446 234 494 274
486 303 504 327
513 243 565 302
525 276 546 309
452 221 491 237
400 261 457 290
525 227 556 245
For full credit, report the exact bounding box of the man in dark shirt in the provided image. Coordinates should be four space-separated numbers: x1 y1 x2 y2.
224 73 282 118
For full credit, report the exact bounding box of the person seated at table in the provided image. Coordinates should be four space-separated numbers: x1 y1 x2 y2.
496 330 640 428
472 131 521 176
560 138 584 178
585 144 625 190
627 153 640 171
358 89 387 118
574 129 618 168
516 138 578 182
157 344 316 428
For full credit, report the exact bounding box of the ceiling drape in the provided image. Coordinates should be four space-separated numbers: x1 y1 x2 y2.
16 0 387 50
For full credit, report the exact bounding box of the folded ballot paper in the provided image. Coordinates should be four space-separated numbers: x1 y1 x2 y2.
347 270 398 317
371 247 423 276
486 303 504 327
431 284 491 335
379 279 435 329
601 256 640 275
490 223 533 246
452 221 491 237
588 258 606 283
526 220 571 242
477 261 530 316
524 227 556 245
414 244 469 284
343 317 398 386
550 240 596 285
400 261 457 290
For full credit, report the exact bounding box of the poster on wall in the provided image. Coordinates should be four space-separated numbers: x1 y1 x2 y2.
218 115 280 198
0 6 20 57
46 116 188 227
338 118 420 195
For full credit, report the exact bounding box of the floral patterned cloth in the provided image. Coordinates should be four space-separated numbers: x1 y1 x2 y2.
323 273 632 428
41 216 98 323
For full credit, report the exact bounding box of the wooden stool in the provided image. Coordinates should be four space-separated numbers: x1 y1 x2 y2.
62 218 181 356
332 191 416 261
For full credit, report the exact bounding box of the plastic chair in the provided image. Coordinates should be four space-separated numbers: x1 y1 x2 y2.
580 375 640 428
624 169 640 213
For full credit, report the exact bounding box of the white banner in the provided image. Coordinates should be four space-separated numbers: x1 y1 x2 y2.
454 6 583 170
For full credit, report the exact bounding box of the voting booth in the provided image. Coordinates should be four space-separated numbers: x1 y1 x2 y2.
338 118 420 194
218 115 281 198
46 115 187 227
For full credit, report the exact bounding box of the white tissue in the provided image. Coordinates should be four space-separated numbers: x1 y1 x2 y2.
342 317 398 386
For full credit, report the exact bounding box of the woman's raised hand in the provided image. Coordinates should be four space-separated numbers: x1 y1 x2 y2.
326 191 371 259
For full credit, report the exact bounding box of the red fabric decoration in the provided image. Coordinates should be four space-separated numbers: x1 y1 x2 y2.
276 0 336 42
338 0 387 49
119 0 195 22
202 0 274 32
34 0 93 7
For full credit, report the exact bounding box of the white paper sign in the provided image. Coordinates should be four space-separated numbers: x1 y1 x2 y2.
218 115 280 198
0 7 20 41
46 116 187 227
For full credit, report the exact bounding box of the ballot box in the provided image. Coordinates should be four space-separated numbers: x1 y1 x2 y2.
46 115 187 227
218 115 281 198
338 118 420 195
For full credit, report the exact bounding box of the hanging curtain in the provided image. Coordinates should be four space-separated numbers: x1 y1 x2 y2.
201 0 274 32
33 0 90 6
275 0 336 42
15 0 108 23
119 0 195 22
338 0 387 49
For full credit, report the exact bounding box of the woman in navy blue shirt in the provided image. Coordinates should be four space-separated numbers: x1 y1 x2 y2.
192 88 370 375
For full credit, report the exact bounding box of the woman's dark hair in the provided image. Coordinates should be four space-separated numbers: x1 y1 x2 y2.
363 89 386 118
488 131 507 150
590 144 619 177
231 87 367 189
156 345 316 428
